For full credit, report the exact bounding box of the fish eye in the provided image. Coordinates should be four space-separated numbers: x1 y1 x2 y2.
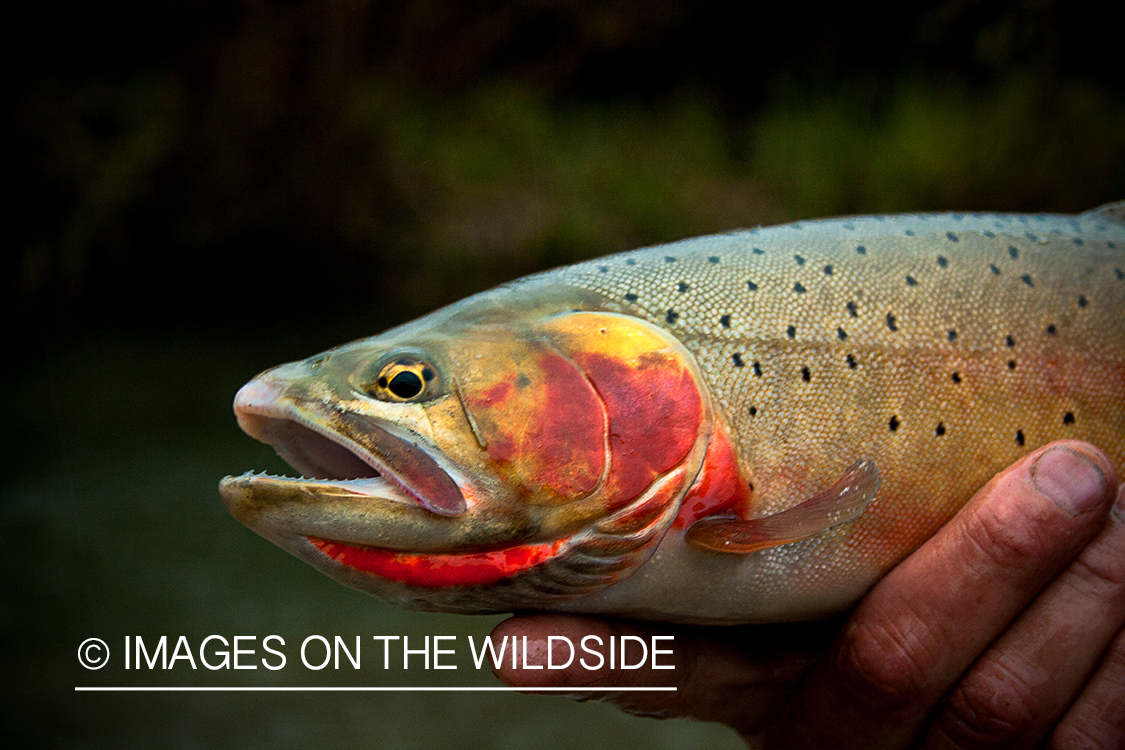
366 356 441 402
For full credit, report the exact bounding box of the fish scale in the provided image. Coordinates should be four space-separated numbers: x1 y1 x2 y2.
222 203 1124 624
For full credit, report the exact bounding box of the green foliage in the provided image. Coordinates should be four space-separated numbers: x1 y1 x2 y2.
753 74 1125 217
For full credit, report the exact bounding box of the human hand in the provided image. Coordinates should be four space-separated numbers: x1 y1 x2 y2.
493 441 1125 748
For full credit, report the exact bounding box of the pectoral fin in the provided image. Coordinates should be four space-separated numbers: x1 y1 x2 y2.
685 459 879 554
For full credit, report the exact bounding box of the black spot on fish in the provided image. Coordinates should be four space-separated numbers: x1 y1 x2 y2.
598 265 609 273
1046 324 1057 335
752 247 764 255
983 230 995 238
1016 429 1025 446
786 325 797 339
837 327 848 341
732 353 745 367
1073 238 1084 246
824 264 834 275
1009 246 1019 259
990 264 1001 275
1021 274 1034 287
1063 412 1075 425
906 275 918 286
749 406 758 417
1115 268 1124 280
665 309 679 324
946 232 959 242
889 415 900 432
624 293 638 302
1006 334 1016 347
665 256 677 263
856 245 867 255
1008 359 1017 370
846 354 857 369
794 282 807 293
801 366 811 382
677 281 690 293
905 230 915 236
935 423 946 436
794 254 806 265
846 300 858 317
937 256 948 268
752 361 762 376
626 258 636 266
947 330 957 342
720 314 731 328
952 372 962 383
886 313 898 332
1078 295 1088 308
747 280 759 291
708 256 720 264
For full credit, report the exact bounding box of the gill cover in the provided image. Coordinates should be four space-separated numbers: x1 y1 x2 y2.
451 311 710 510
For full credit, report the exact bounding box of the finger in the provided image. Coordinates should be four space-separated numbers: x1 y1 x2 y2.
1051 621 1125 749
925 481 1125 748
491 613 834 735
764 441 1118 749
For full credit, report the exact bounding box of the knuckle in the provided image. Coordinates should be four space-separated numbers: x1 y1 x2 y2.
961 498 1056 575
937 660 1037 747
834 618 938 711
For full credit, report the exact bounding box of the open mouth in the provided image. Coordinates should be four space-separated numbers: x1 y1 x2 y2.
227 403 566 588
229 377 466 516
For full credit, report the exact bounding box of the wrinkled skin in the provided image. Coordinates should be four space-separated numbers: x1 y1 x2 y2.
495 441 1125 748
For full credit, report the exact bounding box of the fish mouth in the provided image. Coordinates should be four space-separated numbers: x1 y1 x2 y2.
221 376 466 518
219 375 683 602
219 392 576 590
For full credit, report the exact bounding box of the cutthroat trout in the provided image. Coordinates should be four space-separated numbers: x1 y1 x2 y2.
220 203 1125 624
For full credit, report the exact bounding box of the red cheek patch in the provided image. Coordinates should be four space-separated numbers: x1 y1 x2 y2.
574 350 701 507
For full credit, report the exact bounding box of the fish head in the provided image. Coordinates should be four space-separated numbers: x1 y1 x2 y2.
220 298 713 613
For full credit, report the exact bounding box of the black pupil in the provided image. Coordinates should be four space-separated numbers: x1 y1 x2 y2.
388 371 424 399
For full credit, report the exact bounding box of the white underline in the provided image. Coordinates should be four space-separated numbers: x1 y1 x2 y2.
75 686 676 692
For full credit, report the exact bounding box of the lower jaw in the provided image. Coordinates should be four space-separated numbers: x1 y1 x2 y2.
308 537 565 588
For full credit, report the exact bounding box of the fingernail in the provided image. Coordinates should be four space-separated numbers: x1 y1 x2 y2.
1113 484 1125 524
1030 446 1107 516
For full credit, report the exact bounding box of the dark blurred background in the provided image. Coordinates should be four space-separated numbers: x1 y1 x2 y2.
6 2 1123 748
13 0 1123 342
